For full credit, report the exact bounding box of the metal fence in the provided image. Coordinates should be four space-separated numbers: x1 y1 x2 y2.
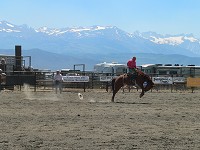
1 71 199 92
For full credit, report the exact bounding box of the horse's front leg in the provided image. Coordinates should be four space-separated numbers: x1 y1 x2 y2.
140 88 145 98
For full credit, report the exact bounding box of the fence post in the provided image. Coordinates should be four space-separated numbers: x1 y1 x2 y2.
19 73 22 91
83 82 86 92
171 75 173 93
91 73 94 89
106 81 109 92
0 75 1 92
34 72 37 92
191 87 194 93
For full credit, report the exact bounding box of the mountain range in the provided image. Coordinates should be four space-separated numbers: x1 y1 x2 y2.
0 20 200 71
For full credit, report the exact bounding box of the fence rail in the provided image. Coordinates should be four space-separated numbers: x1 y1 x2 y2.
1 71 200 92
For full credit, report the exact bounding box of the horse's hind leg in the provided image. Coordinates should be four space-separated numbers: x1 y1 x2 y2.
111 79 116 102
112 84 123 102
111 93 115 102
111 88 118 102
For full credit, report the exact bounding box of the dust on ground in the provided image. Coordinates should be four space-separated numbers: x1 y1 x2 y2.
0 87 200 149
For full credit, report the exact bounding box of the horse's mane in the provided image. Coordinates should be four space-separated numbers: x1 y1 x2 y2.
137 70 152 81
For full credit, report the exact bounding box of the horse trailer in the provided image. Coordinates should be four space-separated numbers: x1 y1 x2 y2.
94 62 127 75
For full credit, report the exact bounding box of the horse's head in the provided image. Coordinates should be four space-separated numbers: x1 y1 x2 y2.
144 79 154 92
136 70 154 92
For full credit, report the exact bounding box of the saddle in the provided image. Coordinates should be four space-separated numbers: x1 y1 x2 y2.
127 72 138 85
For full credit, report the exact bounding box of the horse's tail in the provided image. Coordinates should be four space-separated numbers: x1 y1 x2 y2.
111 78 116 91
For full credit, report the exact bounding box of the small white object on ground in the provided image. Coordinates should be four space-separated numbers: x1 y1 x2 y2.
78 93 83 100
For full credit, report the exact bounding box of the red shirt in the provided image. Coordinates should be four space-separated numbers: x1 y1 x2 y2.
127 59 136 69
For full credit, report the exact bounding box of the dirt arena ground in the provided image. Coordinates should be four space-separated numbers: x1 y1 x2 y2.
0 86 200 150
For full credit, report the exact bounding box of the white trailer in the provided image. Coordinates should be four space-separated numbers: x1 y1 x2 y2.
94 62 127 75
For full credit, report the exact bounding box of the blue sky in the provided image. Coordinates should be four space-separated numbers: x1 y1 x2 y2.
1 0 200 37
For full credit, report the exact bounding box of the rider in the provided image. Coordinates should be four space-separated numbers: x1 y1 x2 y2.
127 56 137 83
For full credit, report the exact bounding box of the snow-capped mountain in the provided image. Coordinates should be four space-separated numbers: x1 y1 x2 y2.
1 20 200 70
137 31 200 55
1 20 200 56
137 31 198 45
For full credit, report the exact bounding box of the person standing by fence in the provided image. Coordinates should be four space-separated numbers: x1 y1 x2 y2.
54 70 63 94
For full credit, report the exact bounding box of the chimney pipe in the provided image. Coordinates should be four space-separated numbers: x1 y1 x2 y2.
15 45 22 71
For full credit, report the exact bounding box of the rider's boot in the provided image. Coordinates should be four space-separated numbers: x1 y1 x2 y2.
131 79 136 85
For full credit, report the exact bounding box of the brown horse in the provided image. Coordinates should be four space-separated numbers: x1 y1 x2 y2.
111 70 154 102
